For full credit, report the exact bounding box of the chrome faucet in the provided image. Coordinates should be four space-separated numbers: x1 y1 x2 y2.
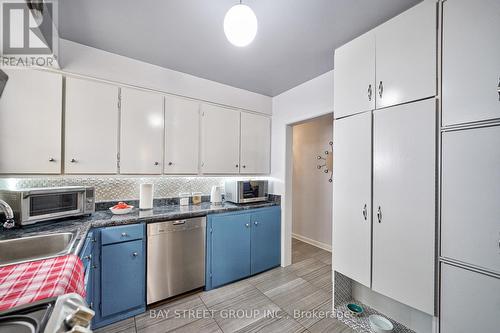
0 199 15 229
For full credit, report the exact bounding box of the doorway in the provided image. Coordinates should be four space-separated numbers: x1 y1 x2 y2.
290 113 334 261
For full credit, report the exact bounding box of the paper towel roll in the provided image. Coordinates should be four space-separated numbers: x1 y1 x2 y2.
140 183 154 210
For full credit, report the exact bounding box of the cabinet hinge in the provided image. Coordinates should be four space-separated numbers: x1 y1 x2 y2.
201 111 205 117
99 303 102 311
117 152 120 169
210 227 213 234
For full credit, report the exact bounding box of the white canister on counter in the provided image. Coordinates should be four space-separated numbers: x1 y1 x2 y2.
210 186 222 205
139 183 154 210
179 193 190 206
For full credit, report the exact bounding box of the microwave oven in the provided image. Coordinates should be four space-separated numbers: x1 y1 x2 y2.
224 180 268 204
0 186 95 226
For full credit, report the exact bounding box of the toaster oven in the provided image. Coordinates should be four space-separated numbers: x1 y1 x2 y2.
0 186 95 226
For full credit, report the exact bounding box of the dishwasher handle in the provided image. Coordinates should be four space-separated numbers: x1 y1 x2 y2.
147 217 206 236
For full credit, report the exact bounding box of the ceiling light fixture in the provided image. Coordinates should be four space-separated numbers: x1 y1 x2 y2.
224 0 258 47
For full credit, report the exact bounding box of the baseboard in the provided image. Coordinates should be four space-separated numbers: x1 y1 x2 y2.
292 233 332 252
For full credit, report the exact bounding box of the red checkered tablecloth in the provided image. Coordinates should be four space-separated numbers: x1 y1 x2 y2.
0 254 85 311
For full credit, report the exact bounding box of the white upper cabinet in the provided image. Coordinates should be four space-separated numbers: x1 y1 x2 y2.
372 99 436 315
65 77 119 174
442 0 500 126
0 69 62 174
240 112 271 174
375 0 437 109
200 104 240 174
333 111 372 288
120 88 164 174
334 31 375 118
164 96 200 174
441 125 500 274
333 1 437 112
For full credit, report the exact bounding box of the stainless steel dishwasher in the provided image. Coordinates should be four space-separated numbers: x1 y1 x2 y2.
147 217 206 304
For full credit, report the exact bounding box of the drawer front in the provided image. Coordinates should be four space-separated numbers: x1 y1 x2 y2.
101 224 144 245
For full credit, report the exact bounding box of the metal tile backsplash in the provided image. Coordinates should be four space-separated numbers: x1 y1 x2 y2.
0 176 242 202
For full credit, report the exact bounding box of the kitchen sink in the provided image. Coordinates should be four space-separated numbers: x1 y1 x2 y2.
0 232 78 267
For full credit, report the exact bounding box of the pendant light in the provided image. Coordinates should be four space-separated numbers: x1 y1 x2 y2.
224 0 258 47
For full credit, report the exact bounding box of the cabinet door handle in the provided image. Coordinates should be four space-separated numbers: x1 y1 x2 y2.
154 161 159 166
362 204 367 221
236 164 239 168
121 232 128 237
254 221 259 226
70 158 77 163
49 157 55 162
168 162 173 166
377 206 382 223
132 252 138 257
378 81 383 98
367 84 372 101
245 223 250 228
84 255 92 261
242 165 246 168
497 77 500 101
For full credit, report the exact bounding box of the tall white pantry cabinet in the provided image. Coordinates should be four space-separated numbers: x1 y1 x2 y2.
334 0 500 330
439 0 500 332
333 112 372 288
333 0 437 317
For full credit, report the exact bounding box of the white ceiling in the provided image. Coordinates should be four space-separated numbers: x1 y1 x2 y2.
58 0 422 97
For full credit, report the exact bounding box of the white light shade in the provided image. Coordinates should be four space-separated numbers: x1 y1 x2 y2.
224 4 258 47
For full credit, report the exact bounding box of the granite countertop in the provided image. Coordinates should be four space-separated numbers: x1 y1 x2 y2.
0 200 279 255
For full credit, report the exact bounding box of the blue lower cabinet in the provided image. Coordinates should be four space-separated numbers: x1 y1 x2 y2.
206 206 281 290
92 223 146 329
210 212 251 289
79 231 95 310
251 208 281 275
101 239 145 317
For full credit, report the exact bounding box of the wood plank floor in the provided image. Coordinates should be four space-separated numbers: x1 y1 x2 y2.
95 238 354 333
